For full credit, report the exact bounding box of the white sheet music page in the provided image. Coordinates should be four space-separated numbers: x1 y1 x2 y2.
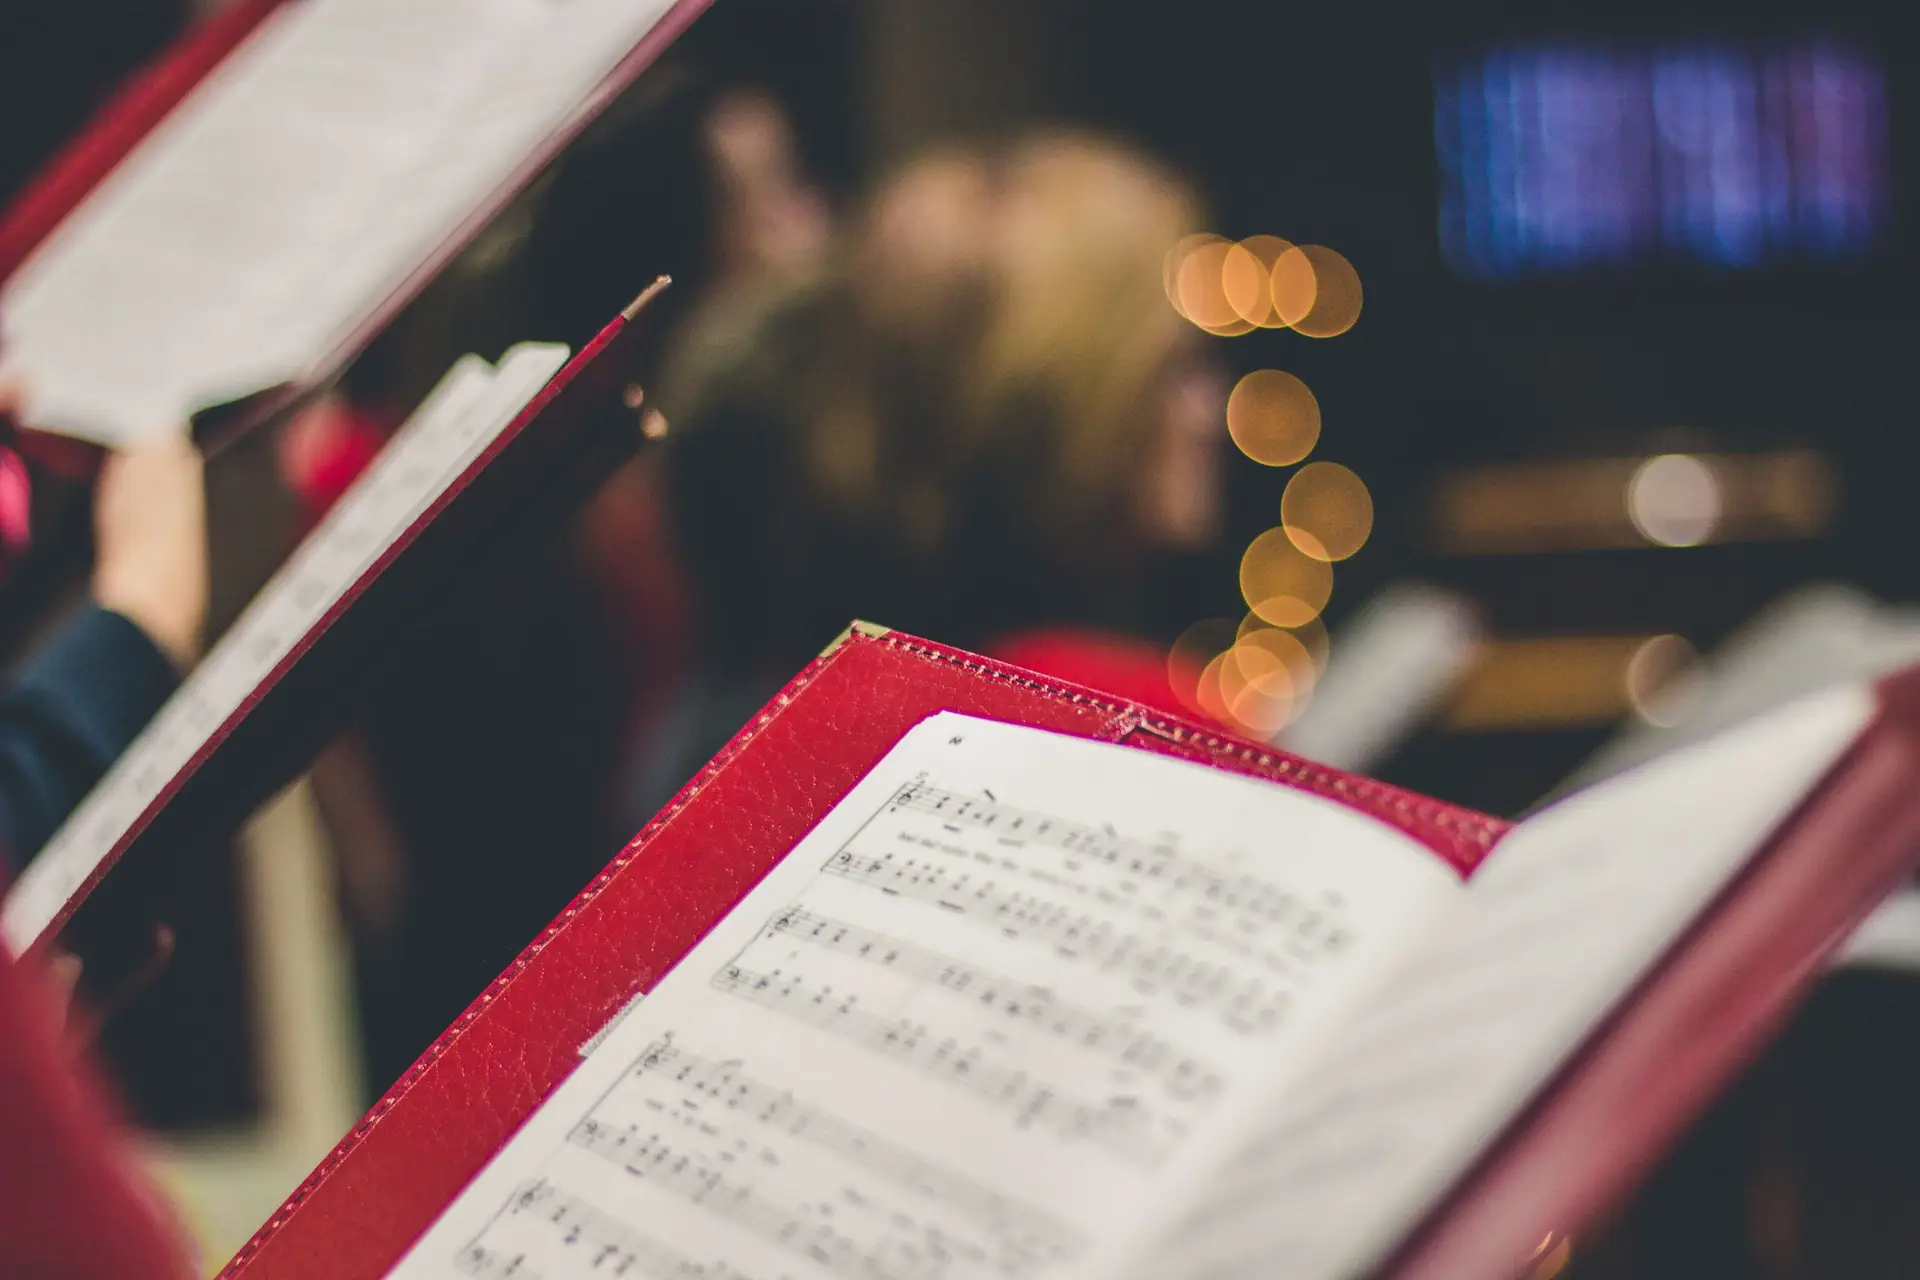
1135 683 1870 1280
387 713 1461 1280
0 0 673 444
0 342 569 955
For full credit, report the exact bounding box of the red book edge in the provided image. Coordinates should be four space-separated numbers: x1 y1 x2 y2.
1383 666 1920 1279
215 625 1505 1279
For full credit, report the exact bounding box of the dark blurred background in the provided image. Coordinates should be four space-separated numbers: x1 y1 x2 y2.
3 0 1915 1274
7 0 1913 811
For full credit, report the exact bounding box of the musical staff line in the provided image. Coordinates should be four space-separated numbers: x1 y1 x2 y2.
463 1178 761 1280
823 848 1293 1034
709 963 1175 1167
567 1118 983 1280
758 908 1224 1101
453 1243 541 1280
633 1040 1085 1269
889 783 1334 934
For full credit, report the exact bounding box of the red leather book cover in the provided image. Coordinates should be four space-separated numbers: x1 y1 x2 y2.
217 626 1506 1279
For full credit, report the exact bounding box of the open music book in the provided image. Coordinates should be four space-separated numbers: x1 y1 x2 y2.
175 622 1914 1280
363 692 1862 1280
0 0 701 444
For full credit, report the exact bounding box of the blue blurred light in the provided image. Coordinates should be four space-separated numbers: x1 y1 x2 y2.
1436 42 1888 278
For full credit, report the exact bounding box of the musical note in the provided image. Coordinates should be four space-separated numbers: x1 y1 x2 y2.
889 783 1350 938
751 908 1225 1101
566 1120 983 1280
888 784 1315 926
631 1041 1085 1269
710 964 1177 1167
386 710 1452 1280
458 1179 761 1280
823 849 1296 1034
453 1242 541 1279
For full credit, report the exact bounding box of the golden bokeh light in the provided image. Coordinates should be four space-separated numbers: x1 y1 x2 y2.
1240 527 1333 627
1168 617 1238 713
1269 244 1318 328
1222 235 1295 327
1200 314 1258 337
1282 461 1374 561
1278 244 1363 338
1163 233 1224 319
1283 525 1332 561
1216 651 1295 737
1176 238 1242 332
1526 1235 1574 1280
1194 650 1233 724
1230 625 1318 702
1179 616 1319 738
1241 612 1330 672
1226 370 1320 467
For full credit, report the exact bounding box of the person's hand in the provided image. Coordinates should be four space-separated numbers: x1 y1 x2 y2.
92 434 208 669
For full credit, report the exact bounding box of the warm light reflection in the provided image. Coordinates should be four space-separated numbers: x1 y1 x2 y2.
1217 652 1295 736
1433 451 1835 554
1202 314 1258 337
1223 235 1295 327
1624 633 1701 726
1239 611 1331 672
1282 461 1373 560
1195 650 1233 724
1169 617 1238 713
1628 453 1722 547
1240 528 1334 627
1176 238 1242 331
1270 244 1318 327
1442 636 1653 729
1231 626 1318 701
1526 1235 1574 1280
1163 233 1225 319
1281 245 1363 337
1227 370 1320 466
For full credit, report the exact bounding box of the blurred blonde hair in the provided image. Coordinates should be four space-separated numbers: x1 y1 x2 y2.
798 130 1204 566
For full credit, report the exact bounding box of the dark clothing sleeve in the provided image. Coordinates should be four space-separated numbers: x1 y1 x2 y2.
0 605 180 878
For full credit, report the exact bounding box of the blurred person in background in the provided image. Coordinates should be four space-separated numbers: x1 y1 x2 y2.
290 73 835 1094
1 387 206 875
622 130 1227 828
0 381 207 1277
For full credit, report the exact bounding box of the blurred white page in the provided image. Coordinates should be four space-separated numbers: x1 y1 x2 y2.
387 713 1460 1280
1281 584 1482 773
2 341 570 954
1136 683 1869 1280
0 0 672 443
1568 583 1920 792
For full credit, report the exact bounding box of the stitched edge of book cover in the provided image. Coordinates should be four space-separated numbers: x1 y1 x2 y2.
218 626 1505 1278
